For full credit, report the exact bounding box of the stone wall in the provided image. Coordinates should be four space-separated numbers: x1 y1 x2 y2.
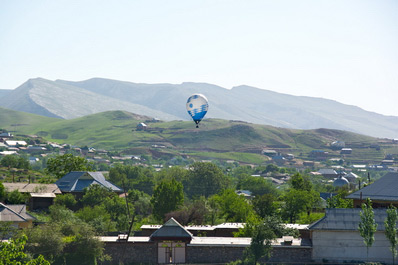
101 242 157 265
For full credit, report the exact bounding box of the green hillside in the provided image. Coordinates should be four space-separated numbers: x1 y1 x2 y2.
0 107 60 133
1 108 389 163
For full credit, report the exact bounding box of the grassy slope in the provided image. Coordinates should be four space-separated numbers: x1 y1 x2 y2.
1 108 391 163
0 107 60 133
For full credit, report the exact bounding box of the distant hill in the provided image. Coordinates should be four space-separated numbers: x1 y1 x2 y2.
0 77 397 138
0 89 11 98
1 109 388 164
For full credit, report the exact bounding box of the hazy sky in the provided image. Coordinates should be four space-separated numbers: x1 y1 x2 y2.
1 0 397 116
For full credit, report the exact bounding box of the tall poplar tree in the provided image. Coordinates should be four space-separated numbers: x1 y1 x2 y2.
358 198 378 261
385 205 398 265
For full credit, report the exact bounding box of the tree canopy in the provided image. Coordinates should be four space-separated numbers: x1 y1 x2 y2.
185 162 230 198
151 178 184 221
46 154 93 179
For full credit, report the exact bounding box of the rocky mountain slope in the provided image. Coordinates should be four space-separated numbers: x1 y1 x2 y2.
0 77 397 138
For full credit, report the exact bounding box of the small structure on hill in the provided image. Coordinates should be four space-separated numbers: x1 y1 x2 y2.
136 123 148 131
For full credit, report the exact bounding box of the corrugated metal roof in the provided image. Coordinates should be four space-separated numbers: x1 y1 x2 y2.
150 218 193 240
55 171 122 193
30 193 56 198
346 172 398 201
0 203 35 222
3 183 61 194
309 208 387 231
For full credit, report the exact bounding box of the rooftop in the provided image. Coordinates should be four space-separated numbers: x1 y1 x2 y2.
346 172 398 201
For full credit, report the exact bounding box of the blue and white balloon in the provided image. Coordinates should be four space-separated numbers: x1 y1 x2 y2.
186 94 209 128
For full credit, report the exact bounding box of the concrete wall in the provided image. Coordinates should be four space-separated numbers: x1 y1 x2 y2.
312 230 393 264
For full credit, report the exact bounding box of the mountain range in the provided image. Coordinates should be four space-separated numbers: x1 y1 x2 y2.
0 77 397 139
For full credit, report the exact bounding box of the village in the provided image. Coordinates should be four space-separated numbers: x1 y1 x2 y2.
0 128 398 264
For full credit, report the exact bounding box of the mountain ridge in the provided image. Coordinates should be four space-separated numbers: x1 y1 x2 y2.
0 77 397 139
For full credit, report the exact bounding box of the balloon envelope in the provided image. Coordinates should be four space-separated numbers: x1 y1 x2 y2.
186 94 209 127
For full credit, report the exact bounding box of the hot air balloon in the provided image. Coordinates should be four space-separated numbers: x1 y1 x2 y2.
186 94 209 128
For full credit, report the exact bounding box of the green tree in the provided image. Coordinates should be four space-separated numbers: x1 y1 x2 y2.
237 176 277 196
212 189 255 222
0 182 5 202
289 173 312 191
76 205 116 233
6 190 27 204
26 224 65 263
243 216 285 264
81 185 114 207
252 193 278 218
151 178 184 221
185 162 230 198
0 155 30 170
27 206 108 265
46 154 93 179
326 190 353 208
281 189 316 223
108 164 155 194
358 198 378 261
0 234 50 265
53 194 77 209
384 205 398 265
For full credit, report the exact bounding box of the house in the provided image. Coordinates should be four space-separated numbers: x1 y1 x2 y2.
0 203 35 229
3 183 62 210
309 208 393 263
136 123 148 131
346 172 398 208
0 132 13 138
340 148 352 155
309 150 328 160
100 218 311 264
318 168 338 179
5 140 27 147
262 149 277 157
235 190 253 199
344 172 360 183
272 155 286 165
55 171 122 198
331 141 345 150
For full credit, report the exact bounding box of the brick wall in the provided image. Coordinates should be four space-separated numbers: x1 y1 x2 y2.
101 242 157 265
263 247 312 263
101 241 312 264
187 246 245 263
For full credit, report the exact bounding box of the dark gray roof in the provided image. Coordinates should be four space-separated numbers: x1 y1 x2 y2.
0 203 35 222
346 172 398 201
150 218 193 240
309 208 387 231
55 171 122 193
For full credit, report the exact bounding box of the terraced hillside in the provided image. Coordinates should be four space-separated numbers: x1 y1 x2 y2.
1 108 393 164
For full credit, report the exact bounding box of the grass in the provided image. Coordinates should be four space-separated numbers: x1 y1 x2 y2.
1 109 392 165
